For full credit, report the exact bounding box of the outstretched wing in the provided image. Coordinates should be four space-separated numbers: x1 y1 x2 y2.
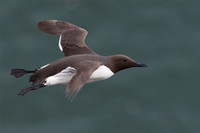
66 61 101 101
37 20 97 56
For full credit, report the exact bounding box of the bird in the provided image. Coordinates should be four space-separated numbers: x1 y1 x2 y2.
10 20 147 101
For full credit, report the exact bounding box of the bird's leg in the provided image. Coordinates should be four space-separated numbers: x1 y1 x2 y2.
10 68 37 78
18 84 45 96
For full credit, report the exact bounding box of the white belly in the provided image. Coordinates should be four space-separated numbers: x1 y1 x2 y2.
44 65 114 86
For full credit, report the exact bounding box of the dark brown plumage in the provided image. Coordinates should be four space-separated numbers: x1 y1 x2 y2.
11 20 147 101
37 20 96 56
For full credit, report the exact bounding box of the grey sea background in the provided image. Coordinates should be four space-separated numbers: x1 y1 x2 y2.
1 0 200 133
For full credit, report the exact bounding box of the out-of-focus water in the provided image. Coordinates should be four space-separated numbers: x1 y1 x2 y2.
1 0 200 133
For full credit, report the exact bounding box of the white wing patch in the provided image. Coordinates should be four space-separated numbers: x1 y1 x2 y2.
58 35 63 51
40 64 49 69
44 66 76 86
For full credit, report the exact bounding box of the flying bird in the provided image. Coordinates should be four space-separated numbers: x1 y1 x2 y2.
11 20 147 101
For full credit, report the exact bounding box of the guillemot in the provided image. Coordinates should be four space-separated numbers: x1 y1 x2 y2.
11 20 147 101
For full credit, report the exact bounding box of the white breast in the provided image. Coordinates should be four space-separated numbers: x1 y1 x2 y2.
44 65 114 86
87 65 114 83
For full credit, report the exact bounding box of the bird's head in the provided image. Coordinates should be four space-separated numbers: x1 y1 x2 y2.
109 54 147 73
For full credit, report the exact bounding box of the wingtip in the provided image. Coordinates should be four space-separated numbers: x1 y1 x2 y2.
66 89 79 102
37 20 62 35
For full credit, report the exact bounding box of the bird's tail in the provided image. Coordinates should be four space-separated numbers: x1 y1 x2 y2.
10 69 36 78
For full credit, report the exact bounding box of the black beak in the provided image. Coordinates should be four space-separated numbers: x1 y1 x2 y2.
133 63 148 67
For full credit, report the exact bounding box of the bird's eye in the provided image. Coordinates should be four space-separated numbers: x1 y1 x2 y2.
123 59 127 62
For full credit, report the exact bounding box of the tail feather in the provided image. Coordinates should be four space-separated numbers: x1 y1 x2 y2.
10 69 36 78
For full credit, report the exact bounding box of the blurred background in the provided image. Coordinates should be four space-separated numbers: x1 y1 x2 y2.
1 0 200 133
